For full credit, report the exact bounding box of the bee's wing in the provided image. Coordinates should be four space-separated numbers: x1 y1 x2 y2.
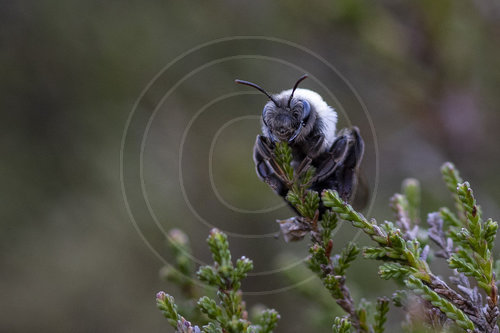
351 170 370 211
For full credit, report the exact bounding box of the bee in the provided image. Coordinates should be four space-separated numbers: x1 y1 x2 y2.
235 74 365 215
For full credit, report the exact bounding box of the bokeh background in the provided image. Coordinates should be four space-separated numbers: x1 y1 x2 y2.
2 1 500 332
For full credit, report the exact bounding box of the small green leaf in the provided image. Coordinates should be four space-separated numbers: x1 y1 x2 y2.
202 322 224 333
207 228 232 267
374 297 390 333
405 276 475 331
234 256 254 280
332 316 352 333
324 274 343 299
197 296 224 321
255 309 280 333
335 242 360 276
156 291 181 328
378 262 417 280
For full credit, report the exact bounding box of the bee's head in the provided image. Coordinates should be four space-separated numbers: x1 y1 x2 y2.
235 74 312 143
261 95 311 142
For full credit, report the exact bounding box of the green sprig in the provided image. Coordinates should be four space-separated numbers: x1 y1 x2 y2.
405 276 475 331
307 243 329 276
293 190 320 219
202 322 223 333
332 317 352 333
197 296 224 321
441 162 466 222
207 229 232 268
374 297 390 333
274 141 294 181
156 291 181 328
248 309 280 333
378 262 417 280
324 274 344 300
323 189 431 281
157 229 279 332
356 299 371 332
334 242 360 276
321 210 339 243
322 190 388 245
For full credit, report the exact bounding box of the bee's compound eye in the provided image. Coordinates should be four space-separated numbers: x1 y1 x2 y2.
301 100 311 124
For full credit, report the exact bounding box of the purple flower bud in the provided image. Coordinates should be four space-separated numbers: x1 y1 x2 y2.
156 291 166 301
168 229 189 246
209 228 220 236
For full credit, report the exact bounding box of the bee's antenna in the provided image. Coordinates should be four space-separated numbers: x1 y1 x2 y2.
287 74 308 108
235 79 279 107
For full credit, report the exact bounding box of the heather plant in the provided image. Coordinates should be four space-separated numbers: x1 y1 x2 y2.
156 229 280 333
156 142 499 333
271 142 498 332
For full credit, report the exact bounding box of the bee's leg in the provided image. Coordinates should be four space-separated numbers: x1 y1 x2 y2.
313 127 364 202
333 127 364 201
253 135 288 197
296 135 324 176
313 133 347 183
308 135 325 159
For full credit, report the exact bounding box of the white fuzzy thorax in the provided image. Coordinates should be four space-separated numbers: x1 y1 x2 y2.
273 88 338 150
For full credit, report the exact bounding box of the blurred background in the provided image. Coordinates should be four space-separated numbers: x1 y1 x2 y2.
2 1 500 332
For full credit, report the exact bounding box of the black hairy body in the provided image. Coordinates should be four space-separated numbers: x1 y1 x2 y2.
236 75 365 216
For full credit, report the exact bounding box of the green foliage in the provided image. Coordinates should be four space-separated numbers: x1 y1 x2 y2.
404 276 474 331
273 143 385 332
307 243 329 276
439 206 462 241
157 142 498 333
443 172 498 295
322 190 369 237
391 290 409 308
276 141 319 221
332 317 352 333
273 141 294 181
441 162 465 221
356 299 371 332
322 190 386 243
156 228 280 333
206 229 232 269
198 296 224 321
323 189 431 282
378 262 417 280
202 322 223 333
321 210 339 244
324 274 345 300
333 242 360 276
374 297 389 333
160 229 197 299
156 291 182 328
248 309 280 333
272 142 498 333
